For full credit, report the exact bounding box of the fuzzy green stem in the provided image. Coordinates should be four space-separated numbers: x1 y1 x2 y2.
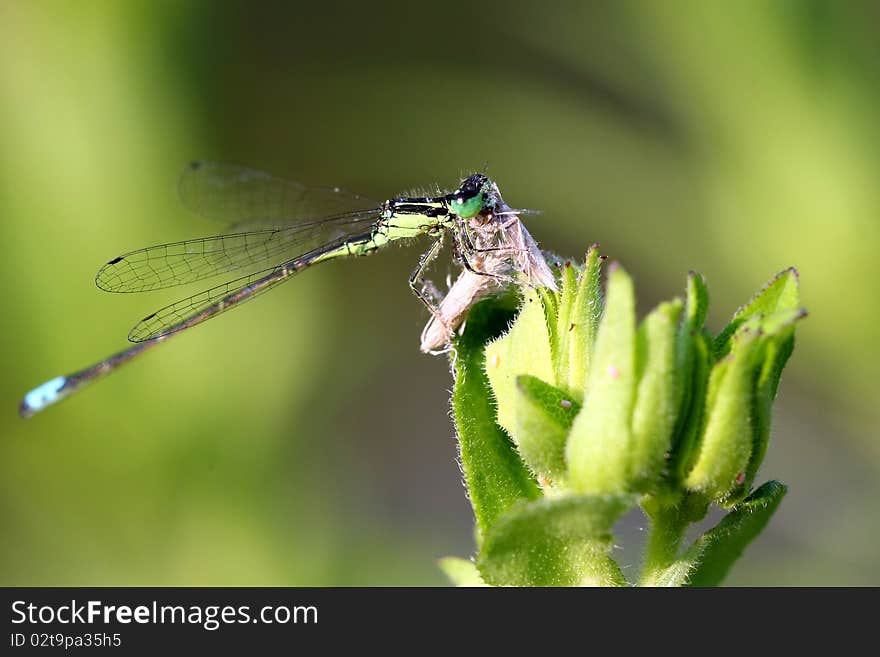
640 504 689 586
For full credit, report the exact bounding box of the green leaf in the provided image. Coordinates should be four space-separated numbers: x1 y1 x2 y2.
567 263 637 493
684 270 709 329
512 375 581 484
631 298 683 491
715 267 800 358
552 260 580 392
485 287 556 438
452 299 541 537
568 244 604 400
684 321 764 501
477 494 633 586
727 308 805 499
686 481 788 586
438 557 488 586
759 306 807 336
667 273 712 489
671 330 712 481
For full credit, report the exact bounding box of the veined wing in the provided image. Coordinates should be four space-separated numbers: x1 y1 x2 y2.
179 161 377 228
96 211 380 293
128 260 303 342
127 225 388 342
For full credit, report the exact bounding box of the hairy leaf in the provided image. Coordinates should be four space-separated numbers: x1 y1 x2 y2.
567 264 636 493
513 375 581 483
477 494 633 586
438 557 487 587
687 481 787 586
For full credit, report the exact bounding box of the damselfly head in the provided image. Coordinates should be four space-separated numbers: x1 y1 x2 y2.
448 173 491 219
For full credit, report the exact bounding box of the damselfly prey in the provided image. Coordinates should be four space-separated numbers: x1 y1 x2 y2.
419 181 556 352
20 162 555 418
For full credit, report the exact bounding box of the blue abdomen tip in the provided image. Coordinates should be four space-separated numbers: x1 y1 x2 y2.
21 376 67 416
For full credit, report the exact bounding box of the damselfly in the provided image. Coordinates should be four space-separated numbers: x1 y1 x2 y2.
20 162 555 417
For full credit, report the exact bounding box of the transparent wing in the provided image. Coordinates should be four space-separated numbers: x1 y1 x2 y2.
127 262 301 342
126 225 384 342
96 210 381 293
179 161 377 228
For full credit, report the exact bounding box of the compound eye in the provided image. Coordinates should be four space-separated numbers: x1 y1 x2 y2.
450 191 483 219
449 176 487 219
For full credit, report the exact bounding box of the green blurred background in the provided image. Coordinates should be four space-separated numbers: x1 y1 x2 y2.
1 1 878 585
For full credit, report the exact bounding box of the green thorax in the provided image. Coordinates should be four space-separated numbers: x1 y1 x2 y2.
384 173 495 231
